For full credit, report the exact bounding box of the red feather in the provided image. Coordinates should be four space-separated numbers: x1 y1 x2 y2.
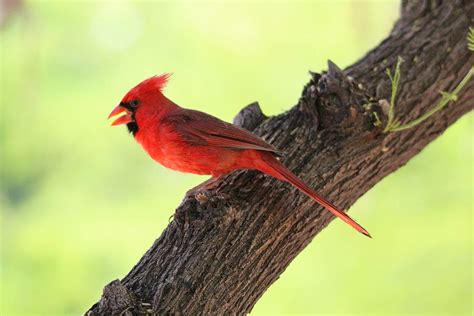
123 74 171 101
163 108 283 155
110 75 371 237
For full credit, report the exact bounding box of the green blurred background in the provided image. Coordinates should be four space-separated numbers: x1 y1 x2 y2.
1 0 472 315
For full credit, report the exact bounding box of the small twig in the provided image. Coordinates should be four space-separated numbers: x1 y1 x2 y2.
383 27 474 133
387 67 473 132
383 56 404 132
373 112 382 127
468 27 474 51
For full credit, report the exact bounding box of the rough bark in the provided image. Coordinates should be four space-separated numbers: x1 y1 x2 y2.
87 1 473 315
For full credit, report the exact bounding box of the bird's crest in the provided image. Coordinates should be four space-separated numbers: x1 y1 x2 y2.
124 73 172 99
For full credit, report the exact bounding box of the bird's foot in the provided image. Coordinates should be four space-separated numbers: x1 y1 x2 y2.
185 177 221 200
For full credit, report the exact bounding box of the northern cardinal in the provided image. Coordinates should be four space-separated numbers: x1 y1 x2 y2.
108 75 370 237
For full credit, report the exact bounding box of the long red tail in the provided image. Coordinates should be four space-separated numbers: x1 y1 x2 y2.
257 153 371 238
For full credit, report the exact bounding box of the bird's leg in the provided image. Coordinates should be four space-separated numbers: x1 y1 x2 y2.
185 177 221 198
168 178 222 222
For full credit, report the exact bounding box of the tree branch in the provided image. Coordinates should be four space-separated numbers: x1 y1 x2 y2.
87 1 473 314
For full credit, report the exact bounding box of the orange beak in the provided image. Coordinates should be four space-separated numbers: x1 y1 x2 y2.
108 105 132 126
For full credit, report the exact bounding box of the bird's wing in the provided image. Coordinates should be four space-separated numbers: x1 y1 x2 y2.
163 108 283 155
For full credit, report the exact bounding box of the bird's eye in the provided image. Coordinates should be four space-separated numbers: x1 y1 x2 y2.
130 100 140 107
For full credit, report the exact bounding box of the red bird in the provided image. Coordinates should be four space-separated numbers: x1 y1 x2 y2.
108 75 370 237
